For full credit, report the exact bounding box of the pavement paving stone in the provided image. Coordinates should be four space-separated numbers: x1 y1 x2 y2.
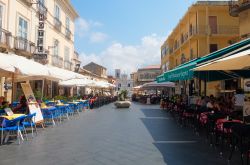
0 102 242 165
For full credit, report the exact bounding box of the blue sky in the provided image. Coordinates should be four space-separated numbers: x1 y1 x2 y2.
71 0 197 74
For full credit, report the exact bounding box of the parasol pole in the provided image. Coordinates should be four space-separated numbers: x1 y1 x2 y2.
41 79 45 100
11 73 14 103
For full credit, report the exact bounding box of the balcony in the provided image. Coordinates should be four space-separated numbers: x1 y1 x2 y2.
36 1 47 19
14 37 35 57
189 25 208 36
52 55 63 68
20 0 32 6
54 18 62 32
189 25 239 36
229 0 250 17
0 28 12 51
65 28 71 40
64 60 73 70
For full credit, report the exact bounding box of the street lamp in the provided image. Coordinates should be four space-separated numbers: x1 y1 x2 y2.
75 64 80 73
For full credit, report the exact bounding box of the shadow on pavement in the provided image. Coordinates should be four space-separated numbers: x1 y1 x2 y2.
140 108 240 165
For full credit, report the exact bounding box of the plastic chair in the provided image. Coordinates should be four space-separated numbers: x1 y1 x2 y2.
1 116 27 144
22 113 37 137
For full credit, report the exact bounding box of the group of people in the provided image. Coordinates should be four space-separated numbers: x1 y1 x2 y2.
0 95 29 114
161 88 245 115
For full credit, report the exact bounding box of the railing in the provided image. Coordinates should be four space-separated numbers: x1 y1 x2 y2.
14 37 35 54
215 25 239 35
189 25 239 36
37 1 47 18
229 0 250 17
0 28 11 47
54 17 62 31
64 60 72 70
189 25 208 36
52 55 63 68
65 28 71 40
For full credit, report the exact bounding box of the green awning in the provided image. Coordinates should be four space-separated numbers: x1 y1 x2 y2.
164 61 197 81
156 74 167 83
163 38 250 82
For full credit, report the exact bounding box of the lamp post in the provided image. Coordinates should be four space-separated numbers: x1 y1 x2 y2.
75 64 80 73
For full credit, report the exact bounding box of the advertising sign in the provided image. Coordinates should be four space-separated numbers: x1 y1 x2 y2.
21 83 44 123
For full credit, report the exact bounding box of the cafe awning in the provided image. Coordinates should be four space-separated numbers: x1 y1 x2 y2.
156 74 167 83
47 65 87 81
142 81 175 89
0 53 51 78
194 49 250 71
163 38 250 82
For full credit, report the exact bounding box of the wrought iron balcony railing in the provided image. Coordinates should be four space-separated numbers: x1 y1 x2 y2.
37 1 47 18
229 0 250 17
65 28 71 40
189 25 239 36
52 55 63 68
64 60 73 70
0 28 12 48
14 37 35 54
54 17 62 31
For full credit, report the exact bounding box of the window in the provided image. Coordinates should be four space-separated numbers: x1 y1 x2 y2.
190 48 193 60
18 17 28 39
0 5 3 28
53 39 59 56
66 17 70 30
181 54 186 64
39 0 45 5
210 44 218 53
64 46 70 61
128 83 130 87
54 5 60 20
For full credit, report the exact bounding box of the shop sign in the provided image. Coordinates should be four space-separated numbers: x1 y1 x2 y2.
34 6 47 62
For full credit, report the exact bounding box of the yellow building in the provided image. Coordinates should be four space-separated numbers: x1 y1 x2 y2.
229 0 250 39
161 1 239 96
0 0 80 99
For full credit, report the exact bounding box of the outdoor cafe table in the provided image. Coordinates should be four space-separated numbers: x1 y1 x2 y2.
1 114 25 120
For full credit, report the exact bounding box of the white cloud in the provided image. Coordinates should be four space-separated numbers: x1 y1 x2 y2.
90 32 108 43
75 18 104 38
75 18 90 37
79 34 164 75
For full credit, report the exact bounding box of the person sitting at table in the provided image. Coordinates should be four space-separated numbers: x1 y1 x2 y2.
13 95 28 114
0 96 4 106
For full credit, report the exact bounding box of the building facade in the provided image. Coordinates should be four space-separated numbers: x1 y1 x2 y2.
136 65 161 86
161 1 240 96
83 62 107 79
229 0 250 39
0 0 80 100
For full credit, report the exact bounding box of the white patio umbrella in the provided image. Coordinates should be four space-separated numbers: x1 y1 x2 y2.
141 81 175 89
0 53 51 77
59 78 94 87
47 65 87 81
0 53 52 101
194 49 250 71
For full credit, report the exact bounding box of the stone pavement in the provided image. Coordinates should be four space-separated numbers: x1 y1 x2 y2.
0 103 240 165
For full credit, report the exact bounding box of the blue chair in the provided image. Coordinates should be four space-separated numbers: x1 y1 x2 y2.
1 116 27 145
22 113 37 137
41 108 56 126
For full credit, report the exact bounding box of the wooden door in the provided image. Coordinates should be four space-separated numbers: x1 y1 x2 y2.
209 16 217 34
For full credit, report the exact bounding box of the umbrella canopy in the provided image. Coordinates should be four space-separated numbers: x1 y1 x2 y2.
59 78 94 87
194 49 250 71
133 85 142 90
0 53 51 77
142 81 175 89
47 65 87 81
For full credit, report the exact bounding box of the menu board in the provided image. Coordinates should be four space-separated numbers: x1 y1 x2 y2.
21 83 44 123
